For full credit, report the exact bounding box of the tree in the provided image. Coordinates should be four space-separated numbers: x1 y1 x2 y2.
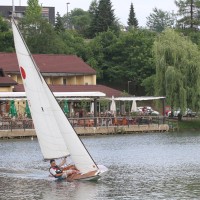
19 0 42 37
106 29 156 94
0 16 14 52
23 0 42 24
26 20 66 54
153 29 200 112
175 0 200 29
87 29 156 95
55 12 65 33
86 30 118 79
127 3 138 28
88 0 98 16
68 8 91 37
146 8 175 32
89 0 119 37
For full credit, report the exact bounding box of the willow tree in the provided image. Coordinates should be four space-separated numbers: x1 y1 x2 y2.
153 29 200 112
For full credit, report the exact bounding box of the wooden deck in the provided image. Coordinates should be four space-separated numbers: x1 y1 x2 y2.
0 124 169 139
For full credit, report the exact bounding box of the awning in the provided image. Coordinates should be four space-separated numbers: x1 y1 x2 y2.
0 91 106 100
110 96 165 101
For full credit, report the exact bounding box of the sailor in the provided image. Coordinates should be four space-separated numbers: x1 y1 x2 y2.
49 158 79 179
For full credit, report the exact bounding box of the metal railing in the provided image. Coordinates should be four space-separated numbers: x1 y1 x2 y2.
0 116 166 131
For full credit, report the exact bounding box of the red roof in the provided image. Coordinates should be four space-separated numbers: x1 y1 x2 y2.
0 77 17 86
0 53 96 74
14 84 123 97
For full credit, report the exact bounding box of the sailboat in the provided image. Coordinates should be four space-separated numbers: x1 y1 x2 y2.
11 18 108 181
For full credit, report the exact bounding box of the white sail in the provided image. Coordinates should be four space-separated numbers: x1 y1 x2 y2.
12 19 98 173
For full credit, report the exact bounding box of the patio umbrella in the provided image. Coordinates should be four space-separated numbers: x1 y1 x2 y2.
110 96 116 115
63 99 69 115
25 100 31 118
9 100 17 117
90 102 94 113
131 100 137 112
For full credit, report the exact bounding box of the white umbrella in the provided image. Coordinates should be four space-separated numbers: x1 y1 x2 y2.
90 102 94 113
131 100 137 112
110 96 116 115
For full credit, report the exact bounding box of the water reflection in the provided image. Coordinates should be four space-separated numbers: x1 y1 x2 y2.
1 132 200 199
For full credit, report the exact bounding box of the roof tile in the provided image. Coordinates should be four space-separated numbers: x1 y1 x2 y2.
0 53 96 74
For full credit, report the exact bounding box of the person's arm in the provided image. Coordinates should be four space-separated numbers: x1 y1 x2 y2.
58 157 66 168
50 168 63 177
54 173 63 177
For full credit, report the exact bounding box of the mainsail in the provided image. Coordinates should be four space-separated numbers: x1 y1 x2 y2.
11 18 98 174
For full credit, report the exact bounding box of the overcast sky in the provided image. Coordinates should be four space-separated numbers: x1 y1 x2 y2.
1 0 177 26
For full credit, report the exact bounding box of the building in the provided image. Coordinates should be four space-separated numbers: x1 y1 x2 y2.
0 53 123 116
0 6 55 25
0 52 122 96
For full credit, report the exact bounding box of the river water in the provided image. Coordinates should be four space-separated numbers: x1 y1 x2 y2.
1 132 200 200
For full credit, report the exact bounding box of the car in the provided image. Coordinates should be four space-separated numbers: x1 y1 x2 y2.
137 106 159 115
168 108 196 117
184 108 196 117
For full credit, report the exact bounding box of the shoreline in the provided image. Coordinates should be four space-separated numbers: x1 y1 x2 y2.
0 124 169 139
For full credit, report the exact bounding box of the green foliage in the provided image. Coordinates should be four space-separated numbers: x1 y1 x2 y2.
63 8 91 37
86 30 118 79
86 28 156 94
178 119 200 131
141 75 155 96
24 0 42 23
175 0 200 29
89 0 119 38
146 8 175 32
0 16 14 52
153 28 200 112
88 0 98 16
106 29 156 86
26 20 66 54
59 30 88 58
127 3 138 28
55 12 65 33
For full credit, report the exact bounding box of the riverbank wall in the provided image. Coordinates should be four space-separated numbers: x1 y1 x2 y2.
0 124 169 139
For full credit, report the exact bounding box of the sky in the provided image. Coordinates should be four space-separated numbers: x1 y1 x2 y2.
1 0 178 26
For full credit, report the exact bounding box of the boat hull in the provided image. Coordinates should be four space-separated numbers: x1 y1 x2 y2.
66 165 108 182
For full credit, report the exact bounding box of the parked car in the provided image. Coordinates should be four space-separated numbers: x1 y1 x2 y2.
137 106 159 115
168 108 196 117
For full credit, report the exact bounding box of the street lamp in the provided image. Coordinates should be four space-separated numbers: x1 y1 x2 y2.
66 2 70 29
67 2 70 16
128 81 131 94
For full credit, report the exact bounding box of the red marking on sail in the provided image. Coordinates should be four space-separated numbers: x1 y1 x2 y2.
20 67 26 79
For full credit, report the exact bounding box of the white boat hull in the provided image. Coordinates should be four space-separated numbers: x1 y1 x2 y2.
67 165 108 182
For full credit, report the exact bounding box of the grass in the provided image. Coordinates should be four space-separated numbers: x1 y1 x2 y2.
178 118 200 131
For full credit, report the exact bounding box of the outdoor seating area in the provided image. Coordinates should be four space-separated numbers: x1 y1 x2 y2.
0 115 165 131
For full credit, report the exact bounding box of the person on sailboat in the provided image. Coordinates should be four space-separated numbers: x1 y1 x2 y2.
49 158 79 179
